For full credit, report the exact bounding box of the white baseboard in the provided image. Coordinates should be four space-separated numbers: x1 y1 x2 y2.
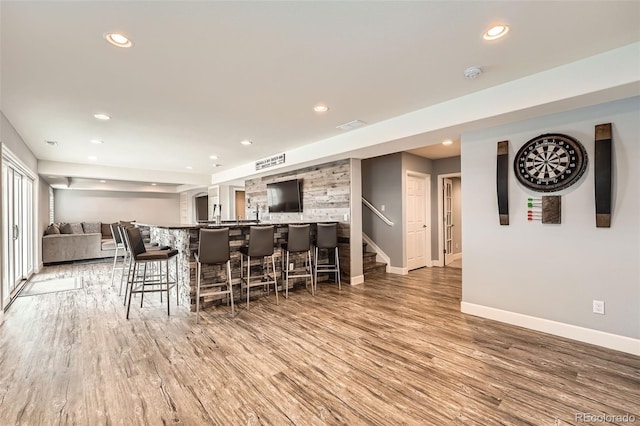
389 266 408 275
452 252 462 261
350 275 365 285
0 310 4 326
433 259 444 267
461 302 640 356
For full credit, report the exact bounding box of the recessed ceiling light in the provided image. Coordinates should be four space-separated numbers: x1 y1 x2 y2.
212 164 222 168
99 180 106 183
104 32 132 48
209 155 218 160
313 104 329 113
93 113 111 120
151 183 157 186
240 140 253 146
48 176 56 179
483 24 509 40
442 140 453 146
90 139 104 144
185 166 193 170
88 156 97 161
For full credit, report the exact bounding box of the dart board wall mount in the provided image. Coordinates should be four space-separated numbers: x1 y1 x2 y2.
513 133 588 193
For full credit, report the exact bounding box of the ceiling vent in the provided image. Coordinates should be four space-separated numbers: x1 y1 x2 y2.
45 140 58 146
336 120 367 131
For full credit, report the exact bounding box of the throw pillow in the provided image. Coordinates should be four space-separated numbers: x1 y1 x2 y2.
69 223 84 234
44 223 60 235
59 223 73 234
101 223 114 238
82 222 101 234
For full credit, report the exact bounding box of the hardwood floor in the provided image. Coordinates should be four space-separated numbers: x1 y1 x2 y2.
0 260 638 425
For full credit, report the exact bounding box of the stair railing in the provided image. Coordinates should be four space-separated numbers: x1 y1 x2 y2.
362 197 394 226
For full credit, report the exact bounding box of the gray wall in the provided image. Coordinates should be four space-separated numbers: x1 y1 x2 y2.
362 153 403 267
54 189 180 224
462 96 639 339
363 152 461 267
1 112 37 172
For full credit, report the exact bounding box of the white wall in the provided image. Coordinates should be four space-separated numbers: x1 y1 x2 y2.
54 189 180 224
461 97 639 353
38 179 51 266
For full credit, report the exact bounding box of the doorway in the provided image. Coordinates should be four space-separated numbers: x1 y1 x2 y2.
437 173 462 267
2 156 35 309
234 190 246 220
405 171 431 270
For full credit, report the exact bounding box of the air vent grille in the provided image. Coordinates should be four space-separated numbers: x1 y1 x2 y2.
336 120 367 131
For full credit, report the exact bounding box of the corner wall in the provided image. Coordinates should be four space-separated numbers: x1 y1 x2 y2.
362 153 403 267
461 97 639 353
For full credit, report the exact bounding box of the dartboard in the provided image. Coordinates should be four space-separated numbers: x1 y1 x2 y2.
514 133 588 192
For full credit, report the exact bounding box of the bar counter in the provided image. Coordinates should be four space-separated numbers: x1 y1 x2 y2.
135 221 349 311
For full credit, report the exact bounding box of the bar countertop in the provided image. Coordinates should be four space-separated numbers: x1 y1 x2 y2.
135 220 339 230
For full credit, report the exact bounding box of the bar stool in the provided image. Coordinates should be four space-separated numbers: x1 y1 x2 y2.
125 227 179 319
110 223 126 287
280 224 314 297
119 225 165 305
314 223 341 291
239 225 278 308
195 228 234 323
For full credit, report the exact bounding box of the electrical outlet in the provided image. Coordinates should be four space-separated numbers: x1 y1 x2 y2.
289 262 294 271
593 300 605 315
343 213 348 221
381 204 385 212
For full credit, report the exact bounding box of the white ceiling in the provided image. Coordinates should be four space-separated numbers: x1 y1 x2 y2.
2 1 639 188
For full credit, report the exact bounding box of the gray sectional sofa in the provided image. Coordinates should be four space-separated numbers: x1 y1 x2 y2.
42 222 118 264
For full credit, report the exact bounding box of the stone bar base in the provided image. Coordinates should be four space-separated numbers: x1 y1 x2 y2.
139 222 350 312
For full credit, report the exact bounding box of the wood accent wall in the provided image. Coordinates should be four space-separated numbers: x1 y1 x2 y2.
244 159 351 223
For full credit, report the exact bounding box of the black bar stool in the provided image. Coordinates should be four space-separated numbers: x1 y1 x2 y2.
125 227 179 319
314 223 341 291
120 225 166 305
240 225 278 308
195 228 234 323
280 224 314 297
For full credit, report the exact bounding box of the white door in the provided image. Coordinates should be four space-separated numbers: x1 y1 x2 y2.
443 178 454 265
12 169 23 289
406 173 430 270
2 159 35 308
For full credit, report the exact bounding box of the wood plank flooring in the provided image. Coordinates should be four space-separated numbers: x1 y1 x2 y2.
0 260 638 425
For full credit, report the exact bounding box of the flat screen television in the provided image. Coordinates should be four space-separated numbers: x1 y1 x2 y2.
267 179 302 213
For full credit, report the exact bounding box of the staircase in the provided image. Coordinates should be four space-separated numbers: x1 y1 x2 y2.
338 238 387 280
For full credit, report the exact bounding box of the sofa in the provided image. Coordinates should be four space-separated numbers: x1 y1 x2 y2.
42 222 119 264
